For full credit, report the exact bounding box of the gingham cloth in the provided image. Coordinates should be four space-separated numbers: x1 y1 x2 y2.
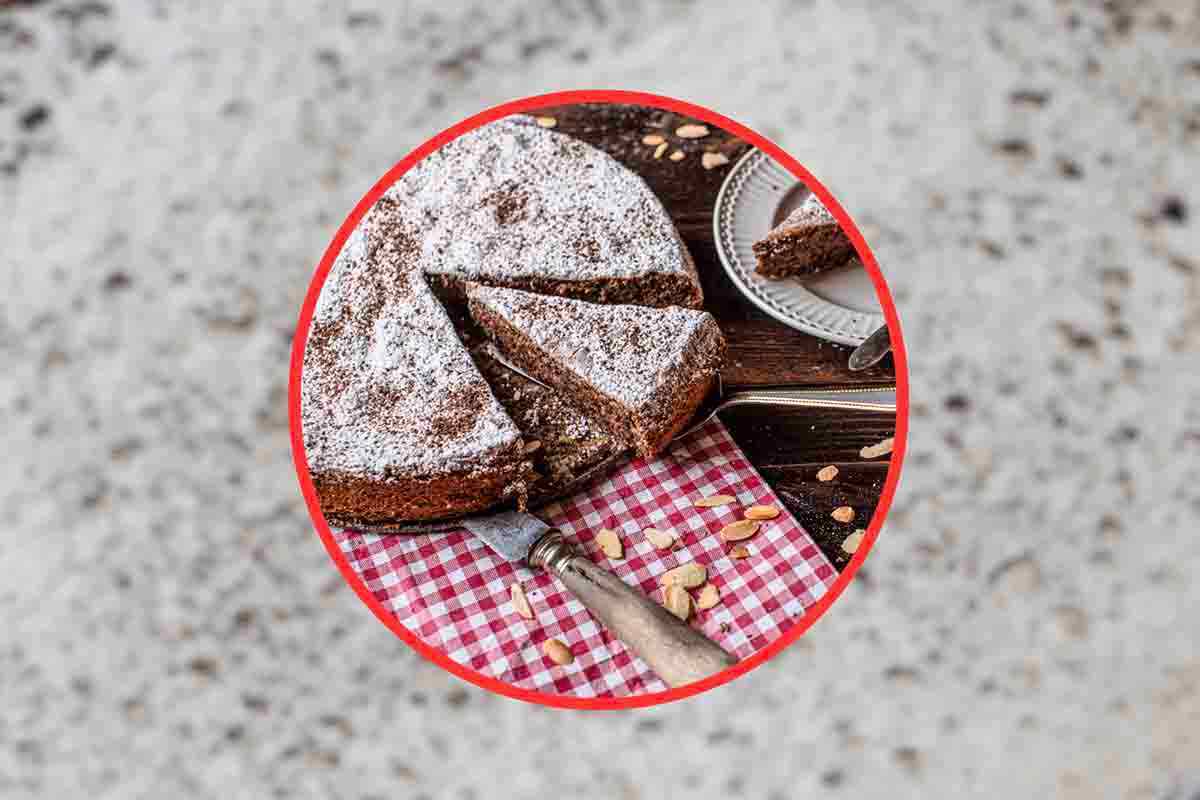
334 418 836 698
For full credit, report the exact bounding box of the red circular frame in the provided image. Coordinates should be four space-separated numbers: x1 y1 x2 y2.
288 90 909 709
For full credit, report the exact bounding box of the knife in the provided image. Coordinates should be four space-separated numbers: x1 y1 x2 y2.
462 510 737 687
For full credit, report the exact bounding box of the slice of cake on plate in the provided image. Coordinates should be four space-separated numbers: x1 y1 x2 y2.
752 192 856 279
466 284 726 459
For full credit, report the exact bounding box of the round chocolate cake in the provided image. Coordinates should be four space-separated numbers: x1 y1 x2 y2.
302 115 722 526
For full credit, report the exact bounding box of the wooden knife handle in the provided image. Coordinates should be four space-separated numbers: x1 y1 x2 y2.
528 530 737 688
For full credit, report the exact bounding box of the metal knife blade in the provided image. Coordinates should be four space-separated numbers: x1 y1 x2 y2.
848 324 891 371
461 510 551 564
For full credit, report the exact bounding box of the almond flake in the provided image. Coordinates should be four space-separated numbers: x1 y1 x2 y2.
842 529 866 554
535 116 557 128
694 494 736 508
543 638 573 665
675 123 710 139
832 506 856 524
729 545 751 559
817 465 839 482
744 505 779 521
653 141 669 159
510 582 534 620
523 439 542 454
661 562 706 589
663 584 692 620
695 583 720 610
643 527 676 550
701 151 730 170
641 133 665 146
668 149 685 161
720 519 760 541
596 528 624 560
860 437 895 459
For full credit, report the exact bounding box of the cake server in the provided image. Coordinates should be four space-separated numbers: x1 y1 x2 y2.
481 342 895 440
461 510 737 687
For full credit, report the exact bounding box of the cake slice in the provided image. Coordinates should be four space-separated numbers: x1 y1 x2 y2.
752 193 856 279
301 201 534 525
466 284 726 459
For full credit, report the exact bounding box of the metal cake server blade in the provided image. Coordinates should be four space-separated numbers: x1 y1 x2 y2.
481 342 896 442
462 510 736 687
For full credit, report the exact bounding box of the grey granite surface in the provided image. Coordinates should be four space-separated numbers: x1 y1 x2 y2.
2 0 1199 797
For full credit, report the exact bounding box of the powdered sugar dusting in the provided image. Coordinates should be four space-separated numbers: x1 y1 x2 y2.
771 192 837 235
302 115 701 485
468 284 721 410
302 200 521 478
391 115 695 285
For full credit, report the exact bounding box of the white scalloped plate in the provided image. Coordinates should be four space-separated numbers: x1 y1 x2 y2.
713 149 884 345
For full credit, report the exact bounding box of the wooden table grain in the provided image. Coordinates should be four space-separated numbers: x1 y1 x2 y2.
540 103 899 571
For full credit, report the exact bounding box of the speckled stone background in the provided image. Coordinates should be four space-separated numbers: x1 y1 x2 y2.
3 0 1198 797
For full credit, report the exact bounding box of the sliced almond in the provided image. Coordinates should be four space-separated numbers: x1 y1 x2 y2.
729 545 751 559
744 504 779 521
643 527 676 550
701 151 730 170
510 582 534 620
596 528 624 560
832 506 856 524
534 116 557 129
661 562 706 589
860 437 895 459
641 133 665 146
720 519 760 541
675 123 710 139
817 465 839 482
695 583 720 610
523 439 542 454
694 494 736 508
663 584 692 620
668 149 685 161
842 529 866 554
653 141 669 159
543 638 573 665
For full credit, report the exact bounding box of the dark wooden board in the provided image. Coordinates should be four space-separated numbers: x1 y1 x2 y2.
539 103 899 569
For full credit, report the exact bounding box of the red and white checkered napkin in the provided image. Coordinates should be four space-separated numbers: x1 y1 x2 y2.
334 418 836 698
